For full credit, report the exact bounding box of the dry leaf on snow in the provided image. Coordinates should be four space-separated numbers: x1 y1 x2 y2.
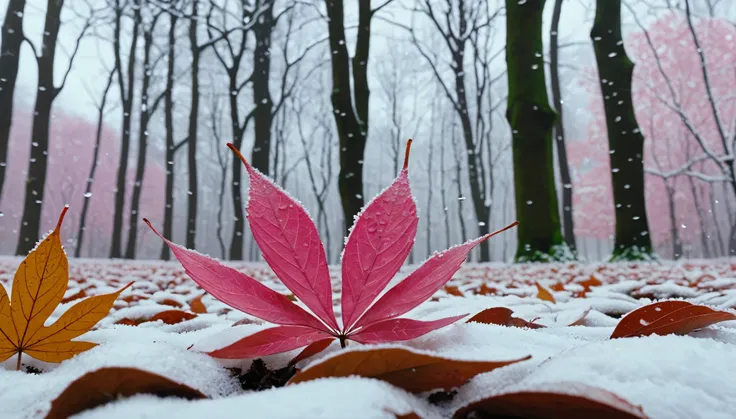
467 307 545 329
150 310 198 325
535 282 555 303
453 382 648 419
288 338 333 367
288 346 531 393
0 207 131 370
611 300 736 339
190 294 207 313
45 367 206 419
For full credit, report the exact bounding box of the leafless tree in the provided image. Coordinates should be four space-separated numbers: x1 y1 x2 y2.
16 0 96 255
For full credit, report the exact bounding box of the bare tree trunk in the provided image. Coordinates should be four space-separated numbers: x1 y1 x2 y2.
687 176 710 258
591 0 654 260
709 185 726 257
161 12 178 261
186 0 200 250
325 0 371 235
16 0 66 255
505 0 567 262
125 16 160 259
0 0 27 205
251 0 274 175
76 68 116 258
665 183 682 259
110 0 141 258
550 0 576 253
452 128 468 245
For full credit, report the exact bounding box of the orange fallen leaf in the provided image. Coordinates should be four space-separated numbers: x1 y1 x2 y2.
610 300 736 339
190 294 207 314
288 347 531 393
150 310 197 325
474 284 498 295
579 275 603 292
535 282 555 303
467 307 545 329
453 382 648 419
288 338 333 367
0 207 132 370
159 299 183 308
550 281 566 292
444 285 464 297
45 367 206 419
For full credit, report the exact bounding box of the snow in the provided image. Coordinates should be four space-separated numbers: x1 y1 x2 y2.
0 257 735 418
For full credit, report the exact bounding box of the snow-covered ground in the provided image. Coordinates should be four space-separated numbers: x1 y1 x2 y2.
1 257 735 418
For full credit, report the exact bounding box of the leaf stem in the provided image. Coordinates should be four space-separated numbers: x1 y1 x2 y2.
339 335 347 349
16 351 21 371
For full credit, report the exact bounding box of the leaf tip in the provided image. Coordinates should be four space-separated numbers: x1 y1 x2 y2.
54 206 70 232
143 218 164 241
403 138 413 171
227 143 250 170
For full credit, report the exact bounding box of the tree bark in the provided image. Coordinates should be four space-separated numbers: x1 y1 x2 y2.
110 0 141 258
228 71 246 260
665 183 682 259
550 0 576 253
125 17 158 259
186 0 200 250
591 0 654 261
0 0 27 205
76 68 116 258
505 0 567 262
251 0 274 175
325 0 370 235
16 0 65 255
161 12 178 260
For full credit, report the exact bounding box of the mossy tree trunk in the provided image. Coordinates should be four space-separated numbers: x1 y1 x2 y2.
505 0 569 262
591 0 654 261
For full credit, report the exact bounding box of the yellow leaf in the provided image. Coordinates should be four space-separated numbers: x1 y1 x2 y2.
535 282 556 303
0 207 132 369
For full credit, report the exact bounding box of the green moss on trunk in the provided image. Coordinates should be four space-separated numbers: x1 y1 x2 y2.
591 0 655 262
505 0 571 263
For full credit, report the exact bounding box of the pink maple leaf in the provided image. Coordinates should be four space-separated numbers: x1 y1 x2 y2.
144 140 517 359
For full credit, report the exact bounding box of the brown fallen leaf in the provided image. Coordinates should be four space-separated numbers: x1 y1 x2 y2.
288 347 531 393
466 307 545 329
160 298 183 308
444 285 464 297
535 282 555 303
45 367 207 419
288 338 333 367
0 207 132 370
473 284 498 296
610 300 736 339
550 281 566 292
579 275 603 292
190 294 207 314
453 382 648 419
150 310 197 325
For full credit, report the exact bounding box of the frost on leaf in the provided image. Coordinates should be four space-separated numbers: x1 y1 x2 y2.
610 300 736 339
146 140 518 359
288 346 531 393
0 207 132 370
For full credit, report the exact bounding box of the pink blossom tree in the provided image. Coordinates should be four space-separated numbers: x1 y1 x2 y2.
0 106 165 257
575 10 735 258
